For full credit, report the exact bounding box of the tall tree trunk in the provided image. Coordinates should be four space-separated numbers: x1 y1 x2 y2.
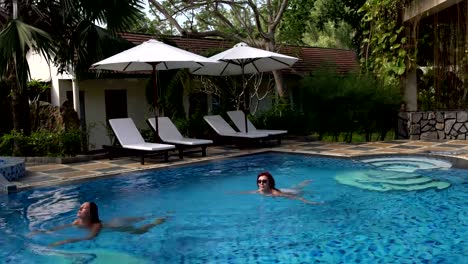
272 70 287 98
10 89 31 132
265 39 289 103
7 68 31 155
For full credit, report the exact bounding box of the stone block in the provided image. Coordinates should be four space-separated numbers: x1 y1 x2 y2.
421 120 429 128
457 134 466 140
436 112 444 123
421 123 432 132
410 124 420 134
460 125 467 133
420 131 438 140
411 112 422 123
429 119 436 125
428 112 435 119
445 112 456 119
457 111 468 122
398 112 409 120
436 123 444 130
453 123 463 132
437 130 445 139
409 134 420 140
445 119 456 134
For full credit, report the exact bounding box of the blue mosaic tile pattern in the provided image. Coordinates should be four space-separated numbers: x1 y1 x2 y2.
0 156 25 181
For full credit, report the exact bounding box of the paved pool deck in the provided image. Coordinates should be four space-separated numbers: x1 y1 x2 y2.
12 139 468 191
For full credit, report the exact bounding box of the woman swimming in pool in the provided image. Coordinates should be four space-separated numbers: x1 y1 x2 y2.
31 202 166 247
256 171 320 204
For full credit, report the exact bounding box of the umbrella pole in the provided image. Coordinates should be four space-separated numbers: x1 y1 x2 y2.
152 63 159 142
241 64 249 133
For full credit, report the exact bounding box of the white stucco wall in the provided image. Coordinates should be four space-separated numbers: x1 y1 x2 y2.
27 51 73 106
61 78 152 150
27 51 153 149
27 51 52 82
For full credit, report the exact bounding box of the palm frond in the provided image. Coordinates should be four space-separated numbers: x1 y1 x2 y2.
79 0 144 32
0 19 54 90
74 23 133 77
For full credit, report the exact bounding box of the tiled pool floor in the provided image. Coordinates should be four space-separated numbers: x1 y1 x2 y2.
12 139 468 191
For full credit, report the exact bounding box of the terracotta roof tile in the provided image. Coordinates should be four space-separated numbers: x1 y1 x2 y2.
119 32 359 75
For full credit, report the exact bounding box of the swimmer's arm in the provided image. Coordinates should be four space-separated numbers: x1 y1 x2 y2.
49 223 101 247
294 180 313 189
279 193 322 205
227 190 258 195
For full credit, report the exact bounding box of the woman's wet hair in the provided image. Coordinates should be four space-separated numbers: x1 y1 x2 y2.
88 202 101 223
257 171 278 190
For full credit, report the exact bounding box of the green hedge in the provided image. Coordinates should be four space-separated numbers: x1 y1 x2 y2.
255 72 401 142
0 130 82 157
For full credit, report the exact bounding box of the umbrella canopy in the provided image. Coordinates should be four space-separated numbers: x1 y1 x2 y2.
91 39 216 72
190 42 299 132
90 39 217 135
190 42 298 76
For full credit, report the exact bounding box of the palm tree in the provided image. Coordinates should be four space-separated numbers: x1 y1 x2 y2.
0 0 143 154
0 0 54 154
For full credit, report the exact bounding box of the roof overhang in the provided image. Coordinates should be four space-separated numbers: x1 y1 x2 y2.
403 0 465 22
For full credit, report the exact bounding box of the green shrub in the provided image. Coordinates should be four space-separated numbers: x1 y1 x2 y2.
28 131 61 156
0 131 28 156
299 71 401 142
0 130 82 157
253 99 310 135
60 130 82 156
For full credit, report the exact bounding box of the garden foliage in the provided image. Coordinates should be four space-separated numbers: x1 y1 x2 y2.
0 129 82 157
255 70 401 142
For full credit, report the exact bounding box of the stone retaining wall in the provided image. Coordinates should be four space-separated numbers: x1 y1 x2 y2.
398 111 468 140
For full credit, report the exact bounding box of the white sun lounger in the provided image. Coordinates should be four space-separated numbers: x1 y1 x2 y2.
108 118 175 164
227 110 288 136
147 117 213 158
203 115 269 140
227 110 287 144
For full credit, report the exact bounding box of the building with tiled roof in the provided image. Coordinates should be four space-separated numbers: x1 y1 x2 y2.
119 32 358 76
27 32 358 150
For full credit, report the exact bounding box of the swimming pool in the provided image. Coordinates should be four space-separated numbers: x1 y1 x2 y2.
1 153 467 263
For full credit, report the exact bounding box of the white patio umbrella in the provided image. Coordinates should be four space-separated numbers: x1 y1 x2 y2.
190 42 298 132
90 39 217 135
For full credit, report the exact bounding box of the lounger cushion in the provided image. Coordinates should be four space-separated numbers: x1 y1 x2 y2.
203 115 269 138
162 138 213 145
109 118 175 151
254 129 287 135
148 117 213 145
227 110 287 135
123 143 175 151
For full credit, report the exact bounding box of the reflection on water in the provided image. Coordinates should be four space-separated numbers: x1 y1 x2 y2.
27 187 80 231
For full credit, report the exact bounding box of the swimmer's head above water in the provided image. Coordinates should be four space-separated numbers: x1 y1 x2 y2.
257 171 278 193
77 202 101 224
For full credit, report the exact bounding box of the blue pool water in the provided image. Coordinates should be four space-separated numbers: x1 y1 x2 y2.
1 153 467 263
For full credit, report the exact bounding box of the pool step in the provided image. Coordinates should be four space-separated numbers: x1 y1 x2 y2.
0 173 17 194
359 157 452 173
335 170 451 192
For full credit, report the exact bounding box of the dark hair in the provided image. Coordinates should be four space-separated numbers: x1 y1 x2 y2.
257 171 279 191
88 202 101 223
